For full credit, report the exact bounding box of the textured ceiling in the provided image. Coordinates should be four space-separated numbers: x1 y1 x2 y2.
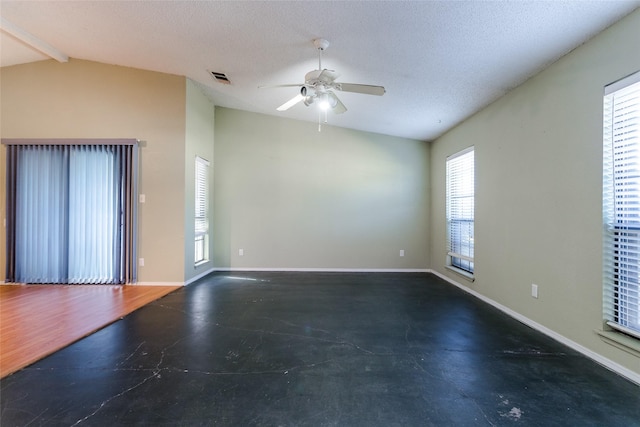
1 1 639 141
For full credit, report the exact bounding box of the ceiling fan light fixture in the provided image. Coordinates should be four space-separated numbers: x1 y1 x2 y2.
300 85 316 98
318 92 336 111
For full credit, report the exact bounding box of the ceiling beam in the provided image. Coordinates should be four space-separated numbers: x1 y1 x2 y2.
0 17 68 63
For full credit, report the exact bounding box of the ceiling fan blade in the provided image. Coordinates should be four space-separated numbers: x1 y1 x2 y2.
277 94 304 111
337 83 386 96
329 92 347 114
259 84 302 89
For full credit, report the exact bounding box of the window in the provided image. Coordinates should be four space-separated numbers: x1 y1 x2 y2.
195 156 210 266
446 147 475 276
603 71 640 339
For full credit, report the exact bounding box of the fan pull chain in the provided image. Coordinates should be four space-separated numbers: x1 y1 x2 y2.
317 110 329 132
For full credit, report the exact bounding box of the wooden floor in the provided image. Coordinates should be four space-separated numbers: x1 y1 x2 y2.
0 284 180 378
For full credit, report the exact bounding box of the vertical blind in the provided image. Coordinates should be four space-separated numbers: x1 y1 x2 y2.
446 147 475 274
194 156 210 265
603 72 640 338
4 139 138 284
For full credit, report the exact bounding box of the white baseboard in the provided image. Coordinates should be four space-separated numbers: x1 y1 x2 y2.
132 282 185 287
185 267 216 285
428 269 640 386
212 267 430 273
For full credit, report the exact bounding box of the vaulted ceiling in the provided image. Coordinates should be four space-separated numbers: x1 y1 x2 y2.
1 1 639 140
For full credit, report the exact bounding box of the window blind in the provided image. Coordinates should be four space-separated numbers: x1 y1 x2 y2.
195 156 210 265
3 139 138 284
446 147 475 274
603 72 640 339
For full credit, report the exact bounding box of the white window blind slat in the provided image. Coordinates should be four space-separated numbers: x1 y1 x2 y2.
603 72 640 338
446 147 475 274
195 156 210 265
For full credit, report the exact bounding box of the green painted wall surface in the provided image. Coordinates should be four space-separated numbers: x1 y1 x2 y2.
430 9 640 376
213 108 430 270
184 80 215 281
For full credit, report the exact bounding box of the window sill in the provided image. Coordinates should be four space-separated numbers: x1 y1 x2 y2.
595 329 640 358
445 265 475 282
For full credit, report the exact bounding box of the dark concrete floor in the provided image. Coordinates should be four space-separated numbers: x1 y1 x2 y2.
1 272 638 426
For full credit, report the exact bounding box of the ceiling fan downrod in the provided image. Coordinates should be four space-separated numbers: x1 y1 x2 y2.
313 38 330 70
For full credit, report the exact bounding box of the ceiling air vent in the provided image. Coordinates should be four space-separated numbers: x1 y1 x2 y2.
210 71 231 85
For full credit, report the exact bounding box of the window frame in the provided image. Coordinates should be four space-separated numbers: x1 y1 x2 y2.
603 71 640 342
194 156 210 267
445 146 475 280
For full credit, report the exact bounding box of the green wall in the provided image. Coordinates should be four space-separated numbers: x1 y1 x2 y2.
184 80 216 282
213 108 430 270
430 9 640 379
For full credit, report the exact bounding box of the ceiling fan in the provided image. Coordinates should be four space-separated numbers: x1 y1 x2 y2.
262 38 385 117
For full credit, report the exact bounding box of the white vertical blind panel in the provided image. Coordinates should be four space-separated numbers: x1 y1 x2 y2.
15 146 68 283
9 143 137 284
68 146 118 283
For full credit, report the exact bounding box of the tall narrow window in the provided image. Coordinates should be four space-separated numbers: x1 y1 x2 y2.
446 147 475 276
603 71 640 339
195 156 210 266
3 139 138 284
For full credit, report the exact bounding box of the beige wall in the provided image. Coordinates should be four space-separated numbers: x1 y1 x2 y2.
0 59 187 283
184 79 215 282
430 9 640 376
213 107 430 270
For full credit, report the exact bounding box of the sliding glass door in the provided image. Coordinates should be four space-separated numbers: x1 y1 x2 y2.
4 139 138 284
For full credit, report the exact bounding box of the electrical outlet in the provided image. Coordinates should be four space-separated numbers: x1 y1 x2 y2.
139 258 145 267
399 250 405 257
531 283 539 299
139 194 146 203
239 249 244 256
